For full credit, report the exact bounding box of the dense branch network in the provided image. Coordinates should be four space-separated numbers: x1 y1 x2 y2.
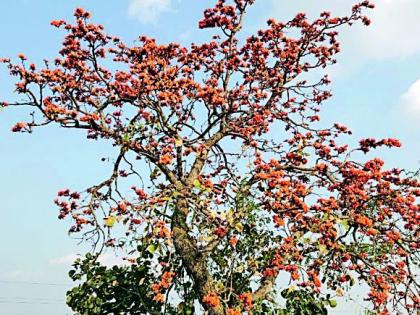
1 1 418 314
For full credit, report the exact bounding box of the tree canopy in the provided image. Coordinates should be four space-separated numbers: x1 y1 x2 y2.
1 1 419 314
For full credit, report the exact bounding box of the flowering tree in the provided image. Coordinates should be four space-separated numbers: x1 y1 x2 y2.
2 1 419 314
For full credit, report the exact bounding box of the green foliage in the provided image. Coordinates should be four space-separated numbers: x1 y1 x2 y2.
66 253 161 315
66 187 341 314
278 289 330 315
208 183 279 301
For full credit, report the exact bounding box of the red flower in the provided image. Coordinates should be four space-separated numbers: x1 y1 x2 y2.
57 189 70 196
74 8 91 18
214 226 227 238
239 292 253 310
131 218 142 225
118 202 127 213
50 20 65 28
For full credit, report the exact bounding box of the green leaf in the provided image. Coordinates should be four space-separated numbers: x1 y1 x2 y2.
193 179 202 189
172 191 181 197
235 222 244 232
341 219 349 231
122 134 130 142
328 299 338 308
104 216 116 227
147 244 157 254
318 244 328 255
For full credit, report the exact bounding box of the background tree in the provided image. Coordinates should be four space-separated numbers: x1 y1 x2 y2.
1 1 419 314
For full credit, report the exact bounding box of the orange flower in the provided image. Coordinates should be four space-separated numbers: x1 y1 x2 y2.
229 236 238 247
151 283 160 292
355 215 373 227
366 228 379 236
11 122 27 132
79 113 100 122
202 292 220 308
118 201 127 213
226 308 241 315
273 215 285 227
256 173 269 180
159 154 173 165
161 271 175 289
291 271 300 281
153 293 165 303
308 271 322 287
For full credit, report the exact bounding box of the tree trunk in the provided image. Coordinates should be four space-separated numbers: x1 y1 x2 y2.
172 197 224 315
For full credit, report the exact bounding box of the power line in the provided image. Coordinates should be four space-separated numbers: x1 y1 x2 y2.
0 300 62 305
0 280 72 287
0 296 63 302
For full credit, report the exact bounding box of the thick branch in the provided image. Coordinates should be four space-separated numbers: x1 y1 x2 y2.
171 196 224 315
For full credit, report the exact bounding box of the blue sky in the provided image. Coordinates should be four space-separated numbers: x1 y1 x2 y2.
0 0 419 314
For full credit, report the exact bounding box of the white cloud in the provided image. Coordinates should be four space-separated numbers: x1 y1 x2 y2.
97 253 129 267
128 0 172 24
49 253 79 266
49 253 129 267
269 0 420 62
348 0 420 60
401 79 420 115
